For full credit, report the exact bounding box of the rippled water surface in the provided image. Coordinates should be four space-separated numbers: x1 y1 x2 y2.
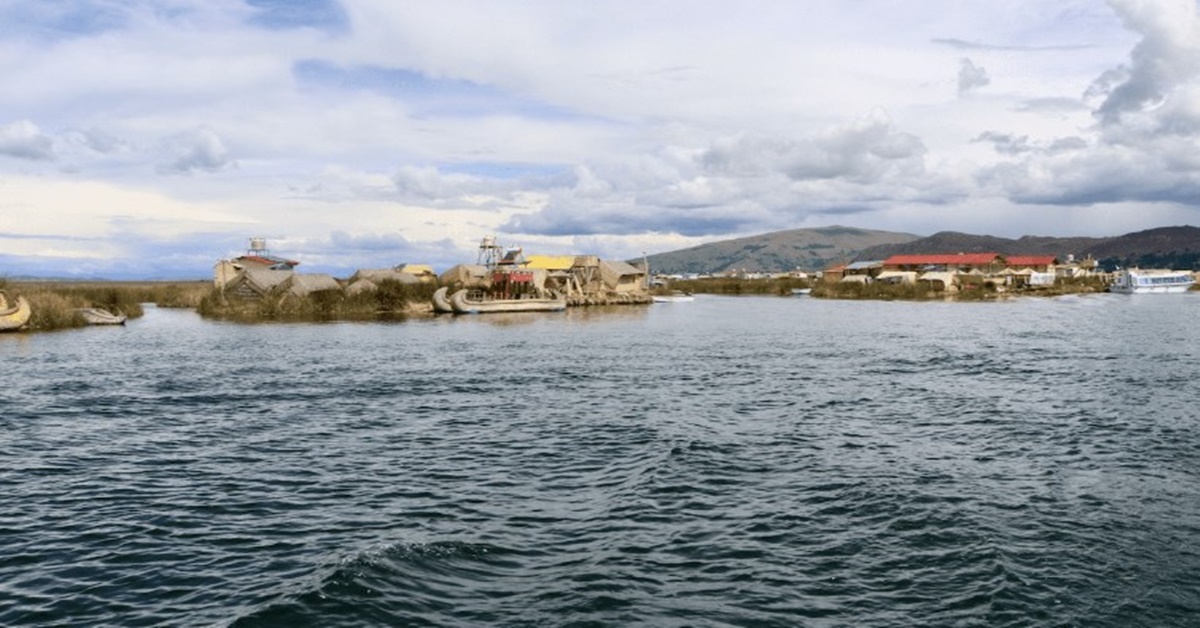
3 295 1200 626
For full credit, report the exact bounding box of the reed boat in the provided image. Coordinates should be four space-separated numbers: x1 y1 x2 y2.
449 288 566 314
1109 269 1195 294
78 307 128 325
432 287 454 313
0 291 32 331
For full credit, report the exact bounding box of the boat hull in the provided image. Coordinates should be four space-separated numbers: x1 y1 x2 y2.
449 289 566 314
1110 284 1193 294
1109 270 1194 294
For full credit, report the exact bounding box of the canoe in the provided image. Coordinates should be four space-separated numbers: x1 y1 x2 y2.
449 289 566 314
78 307 128 325
0 292 32 332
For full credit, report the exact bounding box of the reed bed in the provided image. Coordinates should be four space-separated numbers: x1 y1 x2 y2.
2 280 211 332
669 276 812 296
197 279 439 323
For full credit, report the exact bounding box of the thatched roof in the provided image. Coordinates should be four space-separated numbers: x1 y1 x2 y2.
599 260 645 289
236 267 294 295
282 273 341 297
349 269 420 284
439 264 490 287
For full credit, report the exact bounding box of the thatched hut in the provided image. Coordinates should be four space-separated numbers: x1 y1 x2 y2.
280 273 342 298
222 267 294 299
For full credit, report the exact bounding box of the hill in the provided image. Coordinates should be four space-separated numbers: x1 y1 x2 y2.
644 226 921 274
856 225 1200 270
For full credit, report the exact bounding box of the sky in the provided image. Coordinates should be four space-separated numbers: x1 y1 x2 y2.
3 0 1200 278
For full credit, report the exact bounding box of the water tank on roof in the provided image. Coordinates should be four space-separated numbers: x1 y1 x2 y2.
249 237 267 253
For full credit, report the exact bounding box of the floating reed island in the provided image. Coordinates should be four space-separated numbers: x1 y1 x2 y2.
200 237 653 322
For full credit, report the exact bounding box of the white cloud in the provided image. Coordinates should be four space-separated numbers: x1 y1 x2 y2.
1092 0 1200 125
2 0 1200 278
0 120 55 161
159 127 233 174
957 58 991 94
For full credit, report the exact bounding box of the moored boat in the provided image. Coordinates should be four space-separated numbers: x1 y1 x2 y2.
449 289 566 314
651 291 694 303
78 307 128 325
0 292 32 332
432 287 454 313
1109 269 1195 294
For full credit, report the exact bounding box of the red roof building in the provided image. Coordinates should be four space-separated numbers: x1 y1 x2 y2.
1004 256 1059 271
883 253 1005 272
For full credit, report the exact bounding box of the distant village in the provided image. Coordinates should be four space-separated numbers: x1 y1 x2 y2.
211 237 1188 307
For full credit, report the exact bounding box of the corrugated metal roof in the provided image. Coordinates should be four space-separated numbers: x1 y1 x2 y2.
845 260 884 270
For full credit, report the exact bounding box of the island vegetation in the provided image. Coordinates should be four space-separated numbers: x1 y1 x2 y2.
0 280 211 332
1 277 444 332
196 278 438 323
0 263 1190 335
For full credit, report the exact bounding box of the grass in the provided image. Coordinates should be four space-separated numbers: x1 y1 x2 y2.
2 280 212 332
669 276 812 296
810 281 943 300
197 279 439 322
668 274 1114 302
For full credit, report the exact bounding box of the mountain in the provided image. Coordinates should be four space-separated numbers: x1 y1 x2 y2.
855 232 1107 260
856 225 1200 270
643 226 921 274
641 225 1200 274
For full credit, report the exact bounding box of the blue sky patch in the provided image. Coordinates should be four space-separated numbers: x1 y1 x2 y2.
246 0 347 32
0 1 128 40
293 60 591 121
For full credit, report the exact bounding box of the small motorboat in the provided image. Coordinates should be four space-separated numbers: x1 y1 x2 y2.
651 291 695 303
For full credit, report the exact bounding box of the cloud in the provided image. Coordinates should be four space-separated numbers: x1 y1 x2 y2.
158 127 233 174
1091 0 1200 125
6 1 1200 278
701 112 926 183
957 58 991 94
0 120 55 160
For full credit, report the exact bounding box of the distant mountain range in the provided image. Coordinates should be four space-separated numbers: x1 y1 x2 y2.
643 226 921 274
643 225 1200 274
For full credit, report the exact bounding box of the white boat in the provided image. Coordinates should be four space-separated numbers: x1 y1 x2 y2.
449 289 566 314
652 291 694 303
1109 269 1195 294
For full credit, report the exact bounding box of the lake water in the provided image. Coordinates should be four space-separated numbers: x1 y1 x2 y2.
2 294 1199 627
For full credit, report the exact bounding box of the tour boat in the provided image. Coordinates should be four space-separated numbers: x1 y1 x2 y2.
1109 269 1195 294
